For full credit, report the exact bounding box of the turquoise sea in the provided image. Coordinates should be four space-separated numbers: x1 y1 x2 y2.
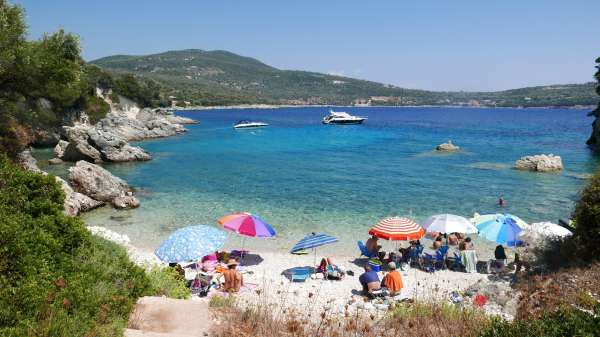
35 107 600 256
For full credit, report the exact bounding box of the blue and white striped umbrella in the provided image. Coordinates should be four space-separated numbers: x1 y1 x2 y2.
475 214 524 246
155 225 227 263
291 233 338 253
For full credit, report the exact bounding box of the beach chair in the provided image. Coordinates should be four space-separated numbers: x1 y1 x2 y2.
357 241 377 258
289 267 312 282
408 245 423 267
449 252 465 271
423 247 449 272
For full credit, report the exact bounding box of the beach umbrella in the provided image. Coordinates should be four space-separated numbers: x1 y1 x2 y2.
421 214 478 234
155 225 227 263
218 212 276 260
519 222 572 243
475 214 523 246
291 232 338 266
218 212 276 238
369 217 425 241
472 213 529 230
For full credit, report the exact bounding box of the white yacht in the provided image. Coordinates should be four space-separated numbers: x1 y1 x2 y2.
322 110 367 125
234 120 269 129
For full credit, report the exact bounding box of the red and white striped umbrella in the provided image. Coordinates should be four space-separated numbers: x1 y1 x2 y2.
368 217 425 241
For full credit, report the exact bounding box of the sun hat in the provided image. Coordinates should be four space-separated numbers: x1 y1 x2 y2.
227 258 238 267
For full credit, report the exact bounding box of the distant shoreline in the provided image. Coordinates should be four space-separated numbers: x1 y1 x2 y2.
171 104 596 111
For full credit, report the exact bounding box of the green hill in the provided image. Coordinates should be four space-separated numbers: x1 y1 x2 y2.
91 49 598 107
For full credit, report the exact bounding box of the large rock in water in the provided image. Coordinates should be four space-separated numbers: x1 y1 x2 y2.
515 154 563 172
68 161 140 209
436 140 460 152
55 176 105 216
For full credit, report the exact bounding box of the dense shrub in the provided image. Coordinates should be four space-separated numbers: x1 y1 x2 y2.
571 170 600 262
480 306 600 337
146 267 190 299
0 154 151 336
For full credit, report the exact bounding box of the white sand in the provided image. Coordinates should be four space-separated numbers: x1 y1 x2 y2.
210 251 491 316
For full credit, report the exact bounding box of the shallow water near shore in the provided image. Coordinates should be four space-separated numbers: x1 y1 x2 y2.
35 107 600 257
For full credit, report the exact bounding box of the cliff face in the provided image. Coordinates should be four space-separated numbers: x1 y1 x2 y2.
587 58 600 153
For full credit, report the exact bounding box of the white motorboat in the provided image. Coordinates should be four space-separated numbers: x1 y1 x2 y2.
234 120 269 128
322 110 367 125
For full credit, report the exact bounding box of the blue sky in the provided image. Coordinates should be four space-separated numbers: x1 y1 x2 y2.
15 0 600 91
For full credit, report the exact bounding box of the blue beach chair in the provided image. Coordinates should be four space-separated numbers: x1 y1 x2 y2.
450 252 465 271
289 267 311 282
408 245 424 267
357 241 377 258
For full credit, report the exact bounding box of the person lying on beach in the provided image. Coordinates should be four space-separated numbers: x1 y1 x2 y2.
318 257 344 280
381 262 404 295
366 235 382 255
222 259 243 293
359 264 381 295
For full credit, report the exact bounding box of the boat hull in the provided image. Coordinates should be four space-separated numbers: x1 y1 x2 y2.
234 123 269 129
323 119 365 125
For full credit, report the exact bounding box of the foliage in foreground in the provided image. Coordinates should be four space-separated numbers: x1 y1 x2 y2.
146 267 190 299
0 154 152 337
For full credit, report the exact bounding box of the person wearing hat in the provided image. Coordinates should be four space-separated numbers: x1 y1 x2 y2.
381 261 404 295
223 258 243 293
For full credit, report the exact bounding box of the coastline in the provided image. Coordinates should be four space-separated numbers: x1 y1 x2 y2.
173 104 596 111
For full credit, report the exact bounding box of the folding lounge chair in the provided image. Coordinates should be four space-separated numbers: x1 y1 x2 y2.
289 267 312 282
357 241 377 258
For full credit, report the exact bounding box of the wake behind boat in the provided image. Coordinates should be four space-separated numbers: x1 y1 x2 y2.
234 120 269 128
322 110 367 125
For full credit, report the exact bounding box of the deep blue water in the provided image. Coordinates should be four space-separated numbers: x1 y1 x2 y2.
37 107 600 254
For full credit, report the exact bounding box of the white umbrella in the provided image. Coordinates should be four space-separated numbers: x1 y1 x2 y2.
519 222 572 242
422 214 478 234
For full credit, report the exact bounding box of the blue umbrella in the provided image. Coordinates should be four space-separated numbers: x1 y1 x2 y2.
155 225 227 263
291 233 338 253
291 233 338 266
475 214 523 246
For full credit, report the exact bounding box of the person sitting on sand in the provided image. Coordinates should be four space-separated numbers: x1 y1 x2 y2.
381 262 404 295
359 264 381 296
433 236 443 249
448 233 458 245
464 237 474 250
366 235 382 255
222 259 243 293
494 245 507 261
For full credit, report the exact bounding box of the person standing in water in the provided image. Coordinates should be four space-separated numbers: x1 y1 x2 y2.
498 195 505 208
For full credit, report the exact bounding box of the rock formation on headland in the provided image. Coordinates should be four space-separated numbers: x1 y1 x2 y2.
54 107 197 163
436 140 460 152
514 154 563 172
69 160 140 209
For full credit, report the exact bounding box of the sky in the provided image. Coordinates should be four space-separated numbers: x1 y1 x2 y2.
15 0 600 91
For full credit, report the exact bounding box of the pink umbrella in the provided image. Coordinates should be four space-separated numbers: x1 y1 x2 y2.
218 212 276 237
218 212 276 262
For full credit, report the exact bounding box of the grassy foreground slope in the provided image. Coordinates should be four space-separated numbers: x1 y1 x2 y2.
0 154 149 337
92 49 598 107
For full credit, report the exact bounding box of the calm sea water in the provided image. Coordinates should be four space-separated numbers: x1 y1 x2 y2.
35 107 600 256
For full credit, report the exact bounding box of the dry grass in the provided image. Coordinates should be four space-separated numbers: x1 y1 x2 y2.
515 262 600 320
211 299 491 337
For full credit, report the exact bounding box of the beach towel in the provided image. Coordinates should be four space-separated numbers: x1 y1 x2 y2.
461 250 478 273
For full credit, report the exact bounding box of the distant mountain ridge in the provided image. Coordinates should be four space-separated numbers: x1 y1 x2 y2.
91 49 598 107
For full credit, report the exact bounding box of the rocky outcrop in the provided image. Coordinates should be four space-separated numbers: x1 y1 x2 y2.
16 149 43 173
436 140 460 152
55 176 105 216
515 154 563 172
56 108 195 163
68 160 140 209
